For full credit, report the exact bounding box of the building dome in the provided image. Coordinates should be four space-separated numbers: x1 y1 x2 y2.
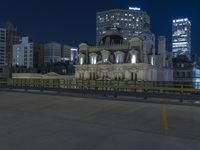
99 27 123 46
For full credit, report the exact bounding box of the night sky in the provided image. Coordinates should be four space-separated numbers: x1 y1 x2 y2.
0 0 199 54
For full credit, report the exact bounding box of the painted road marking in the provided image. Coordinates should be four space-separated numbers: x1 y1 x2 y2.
162 104 168 130
82 102 112 121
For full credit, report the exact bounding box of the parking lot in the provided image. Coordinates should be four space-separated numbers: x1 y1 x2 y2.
0 91 200 150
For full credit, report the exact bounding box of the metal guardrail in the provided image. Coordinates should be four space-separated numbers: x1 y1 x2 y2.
0 79 200 101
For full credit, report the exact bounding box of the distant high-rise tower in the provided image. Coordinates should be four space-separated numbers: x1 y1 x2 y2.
44 42 62 64
96 7 150 45
0 28 6 66
4 22 20 66
4 22 20 77
0 28 7 78
12 37 34 68
172 18 191 59
12 37 44 69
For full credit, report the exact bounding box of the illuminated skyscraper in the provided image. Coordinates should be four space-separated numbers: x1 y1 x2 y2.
172 18 191 59
96 7 150 44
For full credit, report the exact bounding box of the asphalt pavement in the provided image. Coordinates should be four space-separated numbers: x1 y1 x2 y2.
0 91 200 150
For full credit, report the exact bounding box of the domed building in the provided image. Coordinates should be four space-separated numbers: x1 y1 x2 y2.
98 27 124 46
75 25 173 81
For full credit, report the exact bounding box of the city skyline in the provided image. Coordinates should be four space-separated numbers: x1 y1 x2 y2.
0 0 200 54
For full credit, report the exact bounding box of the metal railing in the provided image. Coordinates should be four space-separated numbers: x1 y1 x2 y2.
1 79 200 102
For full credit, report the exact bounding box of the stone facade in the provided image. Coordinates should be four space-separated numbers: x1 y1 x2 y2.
76 25 173 82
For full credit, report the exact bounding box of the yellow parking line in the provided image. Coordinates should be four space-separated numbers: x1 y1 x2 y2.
82 102 112 121
162 104 168 130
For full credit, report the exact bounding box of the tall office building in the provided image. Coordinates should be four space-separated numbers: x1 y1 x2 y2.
158 36 167 67
44 42 61 64
172 18 191 59
33 43 44 68
61 45 78 63
96 7 150 44
4 22 20 67
0 28 6 66
0 28 7 78
13 37 34 68
61 45 71 61
13 37 44 69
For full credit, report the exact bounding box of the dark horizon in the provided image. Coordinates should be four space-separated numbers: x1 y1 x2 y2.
0 0 200 55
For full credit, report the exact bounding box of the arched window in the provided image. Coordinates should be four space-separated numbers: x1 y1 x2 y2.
129 50 138 64
90 53 97 65
114 51 124 64
80 57 84 65
116 55 120 64
131 54 136 64
79 53 85 65
91 56 97 64
101 50 110 64
151 56 154 65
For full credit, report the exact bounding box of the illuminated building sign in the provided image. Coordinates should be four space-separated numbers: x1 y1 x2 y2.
129 7 141 11
173 18 191 24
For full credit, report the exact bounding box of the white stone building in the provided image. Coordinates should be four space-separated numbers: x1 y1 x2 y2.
75 24 173 81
